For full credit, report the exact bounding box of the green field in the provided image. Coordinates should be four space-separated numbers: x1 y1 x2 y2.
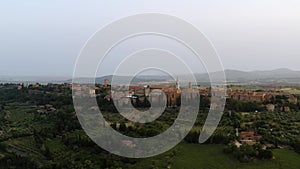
280 87 300 94
135 143 300 169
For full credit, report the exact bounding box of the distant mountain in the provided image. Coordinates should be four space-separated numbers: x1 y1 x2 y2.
70 69 300 86
2 68 300 85
0 76 70 84
194 68 300 85
69 75 176 85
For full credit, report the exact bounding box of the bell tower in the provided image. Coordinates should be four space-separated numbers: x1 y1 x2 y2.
176 77 180 89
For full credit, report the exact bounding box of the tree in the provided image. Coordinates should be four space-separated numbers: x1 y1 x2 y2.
111 122 117 130
259 150 273 159
119 122 127 132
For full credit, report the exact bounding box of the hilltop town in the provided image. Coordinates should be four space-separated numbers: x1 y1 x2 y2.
71 79 299 113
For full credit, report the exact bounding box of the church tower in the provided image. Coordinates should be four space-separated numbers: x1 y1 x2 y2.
176 77 180 89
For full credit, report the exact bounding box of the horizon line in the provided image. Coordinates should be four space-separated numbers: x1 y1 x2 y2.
0 67 299 78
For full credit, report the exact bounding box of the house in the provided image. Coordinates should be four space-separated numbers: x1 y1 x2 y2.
240 131 262 145
288 95 298 104
266 104 275 112
17 85 23 90
283 106 291 112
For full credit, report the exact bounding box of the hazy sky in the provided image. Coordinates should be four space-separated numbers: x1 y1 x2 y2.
1 0 300 77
